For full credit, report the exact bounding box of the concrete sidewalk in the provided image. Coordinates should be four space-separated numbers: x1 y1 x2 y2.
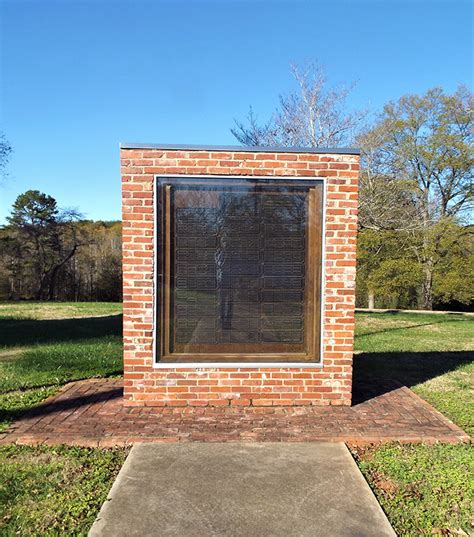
89 443 395 537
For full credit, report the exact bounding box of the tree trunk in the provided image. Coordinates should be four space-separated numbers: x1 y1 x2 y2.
36 274 48 300
421 262 434 310
368 290 375 309
367 289 375 310
47 245 78 300
8 276 15 300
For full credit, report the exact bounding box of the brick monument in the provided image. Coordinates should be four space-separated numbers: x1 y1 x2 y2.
121 144 359 407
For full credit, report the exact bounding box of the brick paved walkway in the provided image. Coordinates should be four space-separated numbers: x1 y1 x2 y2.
0 379 469 447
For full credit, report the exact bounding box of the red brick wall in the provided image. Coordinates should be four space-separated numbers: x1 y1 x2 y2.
121 147 359 407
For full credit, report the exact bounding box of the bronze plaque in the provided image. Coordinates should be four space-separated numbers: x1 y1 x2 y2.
157 177 323 363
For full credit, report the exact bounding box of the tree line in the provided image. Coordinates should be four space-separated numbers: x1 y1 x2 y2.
233 64 473 311
0 191 121 301
0 63 472 309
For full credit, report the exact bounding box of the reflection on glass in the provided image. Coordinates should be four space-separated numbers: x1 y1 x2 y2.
159 179 322 362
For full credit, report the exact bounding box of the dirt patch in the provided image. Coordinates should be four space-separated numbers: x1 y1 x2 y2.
356 317 418 334
0 303 122 321
0 348 25 362
372 474 399 495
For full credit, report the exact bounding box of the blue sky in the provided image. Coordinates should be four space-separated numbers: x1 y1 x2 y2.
0 0 472 223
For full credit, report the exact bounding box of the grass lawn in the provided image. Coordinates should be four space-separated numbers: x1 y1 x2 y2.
0 444 128 535
354 311 473 536
352 443 473 536
355 311 473 435
0 302 472 535
0 301 121 320
0 302 125 536
0 302 123 432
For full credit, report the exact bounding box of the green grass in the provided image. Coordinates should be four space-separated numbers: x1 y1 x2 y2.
0 444 128 536
414 362 473 437
0 302 126 536
0 387 60 431
0 315 122 349
0 301 122 321
354 311 474 435
0 339 122 431
353 310 473 536
353 443 474 536
355 311 473 353
0 302 123 432
0 337 123 392
0 303 472 535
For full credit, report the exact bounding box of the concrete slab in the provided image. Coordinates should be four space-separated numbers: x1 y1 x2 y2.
89 443 395 537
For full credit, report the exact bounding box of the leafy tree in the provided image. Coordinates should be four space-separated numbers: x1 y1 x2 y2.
432 223 474 307
0 192 123 302
7 190 59 228
356 229 422 309
359 86 473 309
357 223 473 310
4 190 81 299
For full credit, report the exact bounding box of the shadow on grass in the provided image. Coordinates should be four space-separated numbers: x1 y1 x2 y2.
352 350 473 405
0 386 123 429
357 320 468 339
1 350 472 424
356 311 472 339
0 315 122 348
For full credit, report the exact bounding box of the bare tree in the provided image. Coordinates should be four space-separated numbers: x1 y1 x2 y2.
0 131 12 181
358 127 421 231
232 62 366 147
46 208 83 300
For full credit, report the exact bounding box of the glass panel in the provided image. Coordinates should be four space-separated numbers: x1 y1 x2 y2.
158 178 322 363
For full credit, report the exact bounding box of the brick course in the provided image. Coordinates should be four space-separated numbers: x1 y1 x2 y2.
121 147 360 407
1 379 469 446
